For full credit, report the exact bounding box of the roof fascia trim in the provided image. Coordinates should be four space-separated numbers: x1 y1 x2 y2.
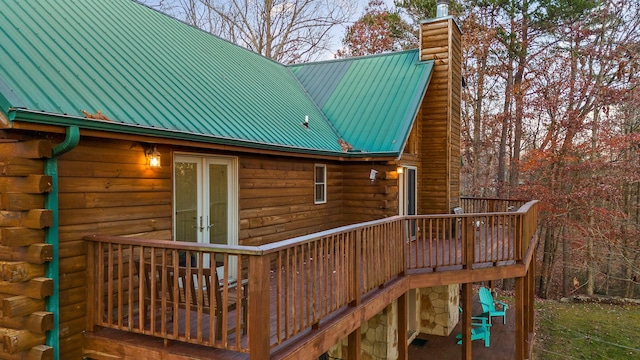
11 109 401 159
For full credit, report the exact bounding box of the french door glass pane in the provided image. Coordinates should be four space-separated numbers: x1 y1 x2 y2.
208 163 228 246
175 161 198 243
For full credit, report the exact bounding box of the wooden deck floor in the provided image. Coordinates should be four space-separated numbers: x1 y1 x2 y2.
85 296 517 360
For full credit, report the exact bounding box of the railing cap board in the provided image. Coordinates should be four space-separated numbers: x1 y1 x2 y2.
460 196 532 202
84 235 264 255
257 216 403 254
85 200 539 255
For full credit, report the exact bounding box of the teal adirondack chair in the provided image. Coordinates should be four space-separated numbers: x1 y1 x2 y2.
478 287 508 324
455 316 491 347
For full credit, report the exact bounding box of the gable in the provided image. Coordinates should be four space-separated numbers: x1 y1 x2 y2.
290 51 433 154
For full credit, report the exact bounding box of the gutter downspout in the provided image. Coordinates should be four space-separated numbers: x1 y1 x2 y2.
44 126 80 360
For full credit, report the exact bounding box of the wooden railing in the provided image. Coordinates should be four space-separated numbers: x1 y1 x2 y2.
259 217 406 346
85 199 538 355
460 197 528 214
85 238 255 352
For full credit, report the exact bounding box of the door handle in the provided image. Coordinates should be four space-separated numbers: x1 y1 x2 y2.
206 216 214 229
198 216 204 232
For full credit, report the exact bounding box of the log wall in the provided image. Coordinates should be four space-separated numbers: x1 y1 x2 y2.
341 163 399 223
417 17 462 215
55 137 397 357
239 157 397 245
0 139 54 360
238 156 343 245
55 137 171 359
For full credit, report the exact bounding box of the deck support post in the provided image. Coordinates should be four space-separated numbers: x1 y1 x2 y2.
461 217 474 360
515 276 525 360
398 292 408 360
347 328 361 360
525 248 536 358
248 255 271 360
461 283 472 360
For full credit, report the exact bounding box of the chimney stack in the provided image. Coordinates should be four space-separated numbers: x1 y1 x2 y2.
417 12 462 214
436 0 449 18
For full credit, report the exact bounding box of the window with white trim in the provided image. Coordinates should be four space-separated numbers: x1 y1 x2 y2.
314 164 326 204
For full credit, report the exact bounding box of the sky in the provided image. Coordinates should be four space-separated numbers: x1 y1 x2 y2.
141 0 397 61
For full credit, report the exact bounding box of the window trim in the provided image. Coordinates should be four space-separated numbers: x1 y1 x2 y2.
314 164 327 204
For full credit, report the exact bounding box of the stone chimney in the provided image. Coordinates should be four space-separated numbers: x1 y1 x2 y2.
417 9 462 214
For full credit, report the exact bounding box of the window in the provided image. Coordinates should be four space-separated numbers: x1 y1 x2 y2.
314 164 326 204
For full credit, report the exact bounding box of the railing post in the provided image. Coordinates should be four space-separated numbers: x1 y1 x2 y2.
515 214 523 262
464 218 475 268
85 240 96 332
351 229 362 306
248 254 271 360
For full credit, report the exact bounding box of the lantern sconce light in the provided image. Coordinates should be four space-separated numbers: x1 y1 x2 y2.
369 169 378 182
144 145 161 168
396 166 404 174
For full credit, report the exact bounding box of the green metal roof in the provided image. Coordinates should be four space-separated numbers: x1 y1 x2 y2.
0 0 432 157
290 51 433 154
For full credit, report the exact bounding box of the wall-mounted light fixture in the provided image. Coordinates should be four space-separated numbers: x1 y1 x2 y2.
369 169 378 182
144 144 161 168
396 166 404 174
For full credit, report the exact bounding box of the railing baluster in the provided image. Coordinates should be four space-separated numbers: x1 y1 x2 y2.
85 199 538 353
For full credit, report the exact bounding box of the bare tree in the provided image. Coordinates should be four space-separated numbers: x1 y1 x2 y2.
141 0 354 63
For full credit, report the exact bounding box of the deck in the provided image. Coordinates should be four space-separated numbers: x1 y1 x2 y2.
83 199 538 360
85 289 518 360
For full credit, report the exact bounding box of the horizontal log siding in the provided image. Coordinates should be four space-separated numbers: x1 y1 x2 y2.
57 137 172 358
0 139 54 359
341 163 399 224
418 18 462 215
239 157 343 246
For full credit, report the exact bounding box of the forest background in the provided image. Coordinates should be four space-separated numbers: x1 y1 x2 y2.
142 0 640 300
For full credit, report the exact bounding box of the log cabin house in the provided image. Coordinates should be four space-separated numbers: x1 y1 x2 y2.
0 1 538 359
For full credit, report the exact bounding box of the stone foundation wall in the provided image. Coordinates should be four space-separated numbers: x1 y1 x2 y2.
328 301 399 360
419 284 459 336
326 285 460 359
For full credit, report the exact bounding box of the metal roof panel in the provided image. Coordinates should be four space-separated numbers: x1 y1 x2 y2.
290 51 433 154
0 0 342 152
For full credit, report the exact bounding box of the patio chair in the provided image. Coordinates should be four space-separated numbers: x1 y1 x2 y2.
455 316 491 347
136 261 247 339
478 287 508 324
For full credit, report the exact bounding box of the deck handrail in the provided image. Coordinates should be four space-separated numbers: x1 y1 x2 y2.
85 199 539 355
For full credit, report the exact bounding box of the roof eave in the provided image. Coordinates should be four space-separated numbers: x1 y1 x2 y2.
9 109 401 159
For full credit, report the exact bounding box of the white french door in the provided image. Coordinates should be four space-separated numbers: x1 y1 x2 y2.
399 166 418 336
174 154 238 278
399 166 418 237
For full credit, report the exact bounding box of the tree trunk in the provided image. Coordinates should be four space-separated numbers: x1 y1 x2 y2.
539 226 557 298
508 0 528 190
497 66 512 198
472 54 486 195
562 223 571 297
